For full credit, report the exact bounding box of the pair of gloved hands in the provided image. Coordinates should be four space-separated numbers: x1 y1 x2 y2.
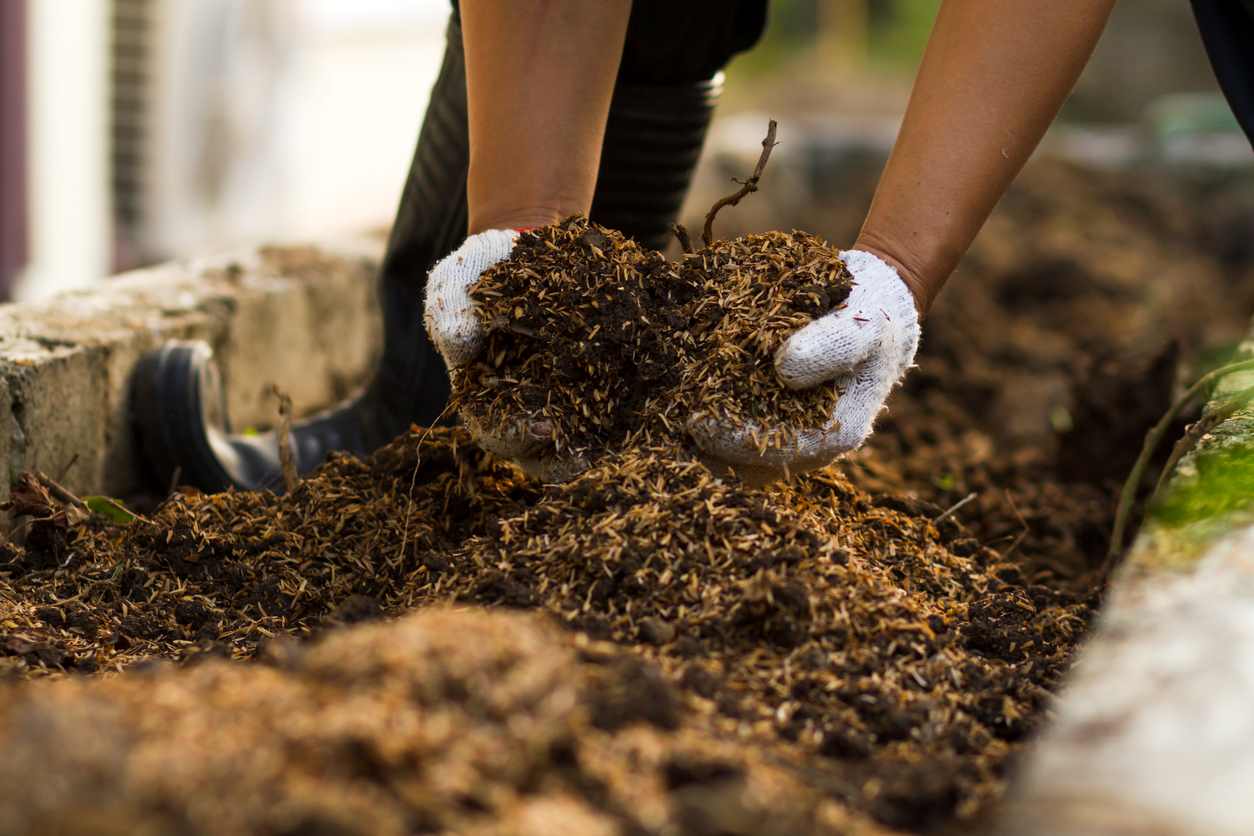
423 229 920 482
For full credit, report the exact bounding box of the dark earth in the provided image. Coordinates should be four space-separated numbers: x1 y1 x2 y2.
460 216 853 460
0 157 1251 835
676 229 853 449
459 218 695 457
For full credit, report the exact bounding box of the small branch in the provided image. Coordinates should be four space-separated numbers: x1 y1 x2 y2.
166 465 183 498
271 385 299 494
32 473 89 526
933 492 977 525
1109 360 1254 561
702 119 779 246
56 453 80 484
1000 489 1031 558
672 223 694 254
1150 403 1236 501
33 473 89 512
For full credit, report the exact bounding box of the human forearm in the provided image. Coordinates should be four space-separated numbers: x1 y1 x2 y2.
853 0 1115 313
461 1 632 234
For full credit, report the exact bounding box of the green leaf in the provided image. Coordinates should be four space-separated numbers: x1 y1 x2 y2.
84 495 138 525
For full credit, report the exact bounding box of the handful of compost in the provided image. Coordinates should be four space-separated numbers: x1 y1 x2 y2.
686 245 919 478
426 216 918 482
427 217 698 480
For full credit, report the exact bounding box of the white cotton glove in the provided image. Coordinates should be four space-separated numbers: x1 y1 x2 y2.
424 228 519 368
690 249 920 479
424 229 577 480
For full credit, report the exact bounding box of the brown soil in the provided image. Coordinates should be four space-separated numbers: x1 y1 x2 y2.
0 429 1084 834
459 218 851 459
678 231 852 444
459 219 695 455
0 609 883 836
0 157 1250 835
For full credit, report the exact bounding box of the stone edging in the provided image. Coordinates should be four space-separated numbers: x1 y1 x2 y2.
992 319 1254 835
0 239 382 502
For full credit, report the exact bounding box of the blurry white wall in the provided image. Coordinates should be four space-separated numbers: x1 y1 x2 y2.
17 0 451 300
145 0 449 258
19 0 111 300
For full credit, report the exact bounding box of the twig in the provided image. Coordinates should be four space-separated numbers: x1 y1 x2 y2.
270 385 298 494
21 472 91 531
56 453 80 484
398 401 455 565
702 119 779 246
166 465 183 499
1000 489 1031 558
1109 359 1254 561
933 491 977 525
34 473 89 511
1003 529 1029 559
1003 489 1029 531
1150 402 1238 501
672 223 694 254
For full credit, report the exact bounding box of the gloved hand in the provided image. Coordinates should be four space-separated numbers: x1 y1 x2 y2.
424 228 518 368
689 249 920 480
425 229 577 480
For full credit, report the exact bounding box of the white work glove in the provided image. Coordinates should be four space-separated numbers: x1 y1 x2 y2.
690 249 920 479
424 228 518 368
424 229 579 481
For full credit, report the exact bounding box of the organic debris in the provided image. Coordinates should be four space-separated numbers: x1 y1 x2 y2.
456 121 849 465
458 218 850 462
458 218 698 455
0 609 887 836
678 231 851 446
0 425 1091 831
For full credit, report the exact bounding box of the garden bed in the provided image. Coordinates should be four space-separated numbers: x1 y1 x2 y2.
0 157 1250 835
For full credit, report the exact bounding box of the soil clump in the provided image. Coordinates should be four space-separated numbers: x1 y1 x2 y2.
677 231 851 445
458 217 851 461
0 609 885 836
459 218 697 456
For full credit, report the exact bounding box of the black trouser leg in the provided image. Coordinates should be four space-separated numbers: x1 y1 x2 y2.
1193 0 1254 147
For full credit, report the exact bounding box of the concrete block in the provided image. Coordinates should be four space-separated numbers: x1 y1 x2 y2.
0 238 382 502
994 528 1254 836
0 340 109 498
204 243 379 430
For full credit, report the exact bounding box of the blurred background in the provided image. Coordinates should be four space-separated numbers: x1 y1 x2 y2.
0 0 1248 302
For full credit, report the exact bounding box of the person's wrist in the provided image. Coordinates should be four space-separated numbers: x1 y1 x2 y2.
849 236 932 317
467 206 568 237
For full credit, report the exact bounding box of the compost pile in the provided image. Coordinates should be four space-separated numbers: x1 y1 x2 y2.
458 216 851 459
0 427 1084 834
0 156 1251 836
0 609 875 836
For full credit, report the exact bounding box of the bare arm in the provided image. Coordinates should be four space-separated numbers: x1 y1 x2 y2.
853 0 1116 313
461 1 632 235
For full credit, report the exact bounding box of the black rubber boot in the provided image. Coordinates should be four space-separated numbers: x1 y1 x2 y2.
131 21 723 494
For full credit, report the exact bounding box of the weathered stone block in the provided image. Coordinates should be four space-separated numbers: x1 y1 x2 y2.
0 239 382 504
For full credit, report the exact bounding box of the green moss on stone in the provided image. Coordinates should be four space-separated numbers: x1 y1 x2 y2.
1150 419 1254 538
